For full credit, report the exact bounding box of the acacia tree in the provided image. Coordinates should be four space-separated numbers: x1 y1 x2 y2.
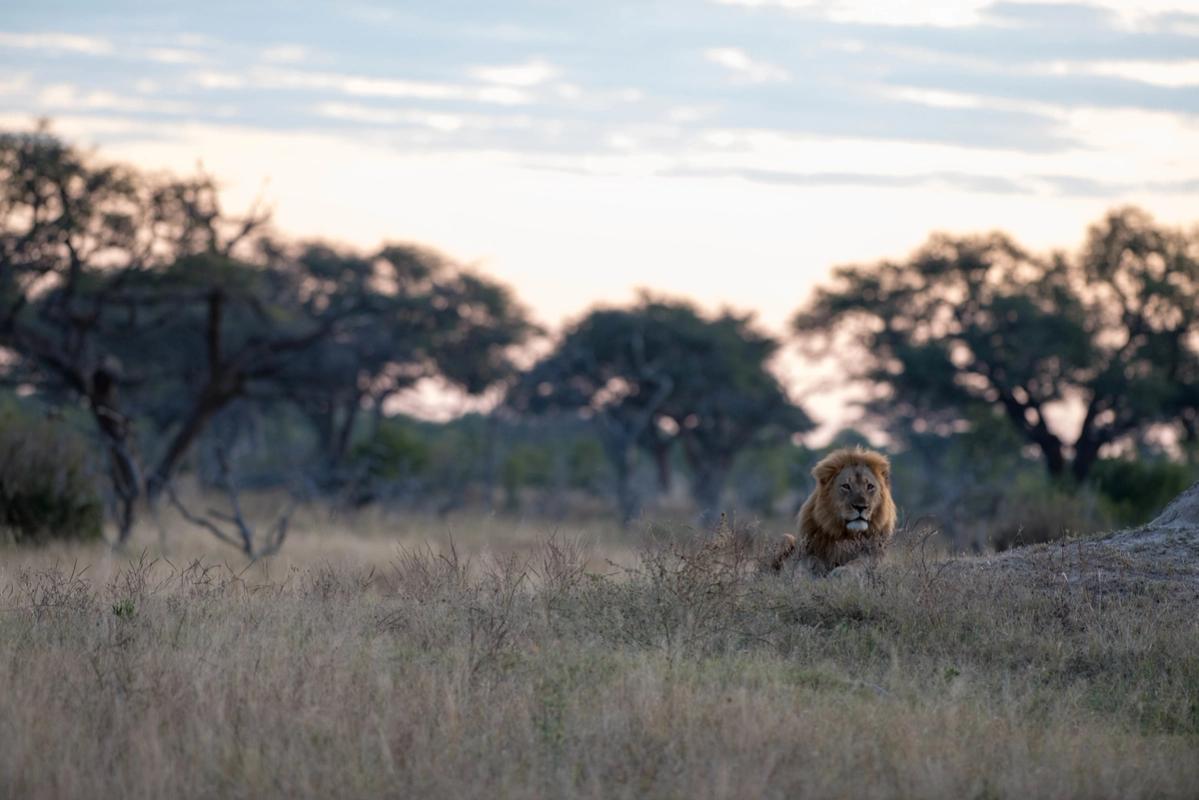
509 297 811 523
266 242 535 476
794 207 1199 482
0 128 535 543
0 127 270 537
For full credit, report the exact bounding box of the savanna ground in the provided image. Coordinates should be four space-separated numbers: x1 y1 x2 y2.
2 500 1199 800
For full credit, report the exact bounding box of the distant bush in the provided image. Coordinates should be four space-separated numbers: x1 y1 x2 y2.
987 480 1110 552
0 410 103 544
348 420 431 482
500 444 554 510
1090 457 1198 526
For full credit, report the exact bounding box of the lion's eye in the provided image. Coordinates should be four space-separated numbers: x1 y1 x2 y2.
840 483 850 493
867 484 875 492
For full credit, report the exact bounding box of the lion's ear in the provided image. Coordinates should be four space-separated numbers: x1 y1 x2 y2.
812 459 839 485
876 462 891 487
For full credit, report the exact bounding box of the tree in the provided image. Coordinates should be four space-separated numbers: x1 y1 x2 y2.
263 242 535 476
509 296 811 523
0 127 536 543
793 207 1199 482
0 126 269 539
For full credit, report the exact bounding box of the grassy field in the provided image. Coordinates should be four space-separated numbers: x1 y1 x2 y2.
2 511 1198 799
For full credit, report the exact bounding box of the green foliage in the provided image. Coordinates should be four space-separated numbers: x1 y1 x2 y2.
111 598 136 619
511 295 813 517
986 478 1111 551
349 420 431 482
0 410 103 544
0 127 536 541
565 438 606 491
795 209 1199 482
500 444 554 509
1090 458 1198 526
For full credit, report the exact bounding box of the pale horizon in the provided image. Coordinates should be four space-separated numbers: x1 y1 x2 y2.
3 0 1199 433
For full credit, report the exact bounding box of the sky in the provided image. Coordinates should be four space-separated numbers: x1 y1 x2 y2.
2 0 1199 423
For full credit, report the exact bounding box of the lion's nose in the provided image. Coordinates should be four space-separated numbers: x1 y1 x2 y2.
852 503 868 513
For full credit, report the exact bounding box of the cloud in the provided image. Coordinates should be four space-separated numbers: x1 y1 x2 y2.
260 44 310 64
713 0 989 26
180 67 537 106
247 68 535 105
663 165 1028 193
664 164 1199 197
0 31 113 55
982 2 1116 28
1042 58 1199 87
314 102 465 131
189 71 246 90
1036 173 1199 196
704 47 790 83
0 73 31 96
714 0 1199 28
143 47 207 65
470 58 558 87
35 83 194 115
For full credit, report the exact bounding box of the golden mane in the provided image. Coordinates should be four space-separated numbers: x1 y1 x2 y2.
772 446 897 575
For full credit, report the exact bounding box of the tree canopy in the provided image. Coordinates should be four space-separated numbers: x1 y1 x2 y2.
794 208 1199 481
510 296 812 521
0 127 534 540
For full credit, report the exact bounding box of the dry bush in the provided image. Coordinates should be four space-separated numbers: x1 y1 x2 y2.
987 485 1110 551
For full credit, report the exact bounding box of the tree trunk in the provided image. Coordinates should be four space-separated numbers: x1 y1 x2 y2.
146 388 235 501
614 457 640 528
330 394 361 468
88 366 142 544
601 438 639 527
1041 439 1066 478
689 459 730 524
1071 436 1102 483
653 444 672 493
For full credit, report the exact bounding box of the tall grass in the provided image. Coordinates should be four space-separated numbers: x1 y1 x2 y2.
1 522 1197 799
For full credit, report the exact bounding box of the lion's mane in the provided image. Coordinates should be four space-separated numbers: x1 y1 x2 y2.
772 447 897 575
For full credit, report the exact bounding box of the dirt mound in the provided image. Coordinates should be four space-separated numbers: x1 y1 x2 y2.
1100 481 1199 565
965 482 1199 592
1144 481 1199 529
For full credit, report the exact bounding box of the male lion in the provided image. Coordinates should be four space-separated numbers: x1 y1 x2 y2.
771 447 896 575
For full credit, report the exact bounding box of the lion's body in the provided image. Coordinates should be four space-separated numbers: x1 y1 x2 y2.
772 447 896 575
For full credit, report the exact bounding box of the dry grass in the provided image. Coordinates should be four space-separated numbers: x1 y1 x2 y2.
2 514 1198 799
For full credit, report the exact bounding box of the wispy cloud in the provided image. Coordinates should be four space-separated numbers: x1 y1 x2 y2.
1042 58 1199 88
188 71 246 90
0 31 113 55
704 47 790 83
193 67 536 106
143 47 207 65
315 102 465 131
713 0 988 26
470 58 558 87
36 83 194 115
664 165 1027 194
664 164 1199 197
0 73 30 96
260 44 311 64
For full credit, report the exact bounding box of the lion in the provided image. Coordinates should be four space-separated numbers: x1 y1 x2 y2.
770 447 896 576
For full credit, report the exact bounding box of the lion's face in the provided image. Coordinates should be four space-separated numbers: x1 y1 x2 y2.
787 447 897 574
828 463 884 533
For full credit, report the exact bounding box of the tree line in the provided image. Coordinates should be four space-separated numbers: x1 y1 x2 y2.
2 127 1197 545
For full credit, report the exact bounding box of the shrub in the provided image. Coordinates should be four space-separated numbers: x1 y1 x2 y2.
0 409 104 543
348 419 431 484
1090 457 1198 526
986 479 1110 551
